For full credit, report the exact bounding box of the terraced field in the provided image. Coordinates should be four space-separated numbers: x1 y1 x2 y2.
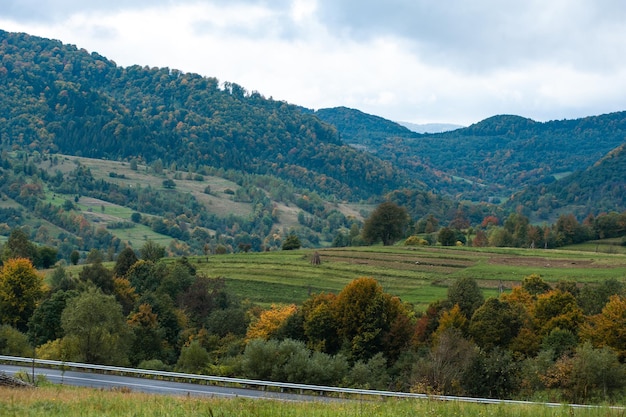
185 245 626 310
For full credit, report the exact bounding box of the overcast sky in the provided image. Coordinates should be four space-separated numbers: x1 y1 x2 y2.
2 0 626 125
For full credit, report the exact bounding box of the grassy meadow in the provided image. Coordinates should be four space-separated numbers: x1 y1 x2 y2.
0 385 621 417
183 245 626 310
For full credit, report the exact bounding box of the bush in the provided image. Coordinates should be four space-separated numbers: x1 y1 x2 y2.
176 341 209 374
138 359 171 371
0 325 31 356
404 235 428 246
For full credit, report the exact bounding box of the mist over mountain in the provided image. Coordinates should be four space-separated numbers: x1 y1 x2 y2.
398 121 464 134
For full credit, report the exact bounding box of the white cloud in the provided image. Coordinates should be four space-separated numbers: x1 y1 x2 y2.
1 0 626 125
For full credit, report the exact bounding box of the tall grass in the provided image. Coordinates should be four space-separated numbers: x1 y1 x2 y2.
0 386 621 417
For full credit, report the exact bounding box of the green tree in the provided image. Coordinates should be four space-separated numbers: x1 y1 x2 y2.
447 277 484 319
61 289 132 365
69 250 80 265
462 347 520 399
282 234 301 250
437 227 456 246
37 246 58 269
362 202 409 246
162 178 176 189
560 343 626 403
176 340 210 374
127 303 164 366
0 324 31 356
48 265 78 292
28 290 78 346
469 298 521 351
126 260 160 295
79 260 114 294
140 240 166 262
0 258 45 331
2 228 38 264
113 246 138 278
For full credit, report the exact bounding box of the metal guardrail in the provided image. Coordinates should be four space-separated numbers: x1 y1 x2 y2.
0 355 617 409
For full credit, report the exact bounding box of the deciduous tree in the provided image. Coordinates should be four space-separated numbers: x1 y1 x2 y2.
447 276 484 319
468 298 521 351
61 288 132 365
0 258 45 331
246 304 298 340
579 295 626 361
362 202 408 246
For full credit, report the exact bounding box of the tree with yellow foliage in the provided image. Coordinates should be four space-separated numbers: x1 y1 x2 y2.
0 258 45 331
580 294 626 361
246 304 298 341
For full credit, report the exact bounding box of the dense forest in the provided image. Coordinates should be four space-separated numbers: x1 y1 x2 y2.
0 30 408 201
316 108 626 217
509 144 626 220
3 29 626 225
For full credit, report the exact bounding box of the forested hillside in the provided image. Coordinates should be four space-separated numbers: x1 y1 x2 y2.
0 30 409 200
508 144 626 220
316 108 626 213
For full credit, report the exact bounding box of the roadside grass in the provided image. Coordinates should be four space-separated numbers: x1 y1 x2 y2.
189 245 626 310
0 385 620 417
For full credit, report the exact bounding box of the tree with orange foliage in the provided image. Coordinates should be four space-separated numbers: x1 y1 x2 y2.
534 290 584 336
580 295 626 361
0 258 45 331
434 304 468 339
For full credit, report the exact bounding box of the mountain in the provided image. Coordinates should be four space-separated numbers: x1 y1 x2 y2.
1 28 625 244
316 107 626 211
398 122 464 134
507 144 626 220
0 30 410 201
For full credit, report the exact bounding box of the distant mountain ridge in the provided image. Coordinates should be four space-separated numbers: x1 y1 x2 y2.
398 121 464 134
314 107 626 216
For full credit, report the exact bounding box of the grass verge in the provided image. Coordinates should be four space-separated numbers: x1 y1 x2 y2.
0 385 621 417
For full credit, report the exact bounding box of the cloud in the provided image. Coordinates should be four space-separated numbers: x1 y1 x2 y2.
314 1 626 73
1 0 625 125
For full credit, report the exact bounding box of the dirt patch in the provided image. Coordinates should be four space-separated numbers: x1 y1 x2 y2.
488 256 595 268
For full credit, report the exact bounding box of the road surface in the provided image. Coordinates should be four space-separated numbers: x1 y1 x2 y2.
0 364 335 402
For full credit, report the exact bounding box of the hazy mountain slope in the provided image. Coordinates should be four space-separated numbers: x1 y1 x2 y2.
398 122 464 134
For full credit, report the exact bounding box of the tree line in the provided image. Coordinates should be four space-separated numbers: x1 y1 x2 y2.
1 231 626 403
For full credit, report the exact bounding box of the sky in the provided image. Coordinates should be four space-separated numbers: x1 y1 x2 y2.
2 0 626 126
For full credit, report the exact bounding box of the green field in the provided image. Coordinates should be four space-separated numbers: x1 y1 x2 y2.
0 385 620 417
183 245 626 310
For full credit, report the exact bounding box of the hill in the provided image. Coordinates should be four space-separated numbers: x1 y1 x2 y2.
0 30 410 201
0 150 382 258
508 143 626 220
315 108 626 211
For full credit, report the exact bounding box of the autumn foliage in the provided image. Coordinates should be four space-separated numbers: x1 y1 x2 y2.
0 258 45 331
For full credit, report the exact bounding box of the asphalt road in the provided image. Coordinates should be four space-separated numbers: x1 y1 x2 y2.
0 364 334 402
